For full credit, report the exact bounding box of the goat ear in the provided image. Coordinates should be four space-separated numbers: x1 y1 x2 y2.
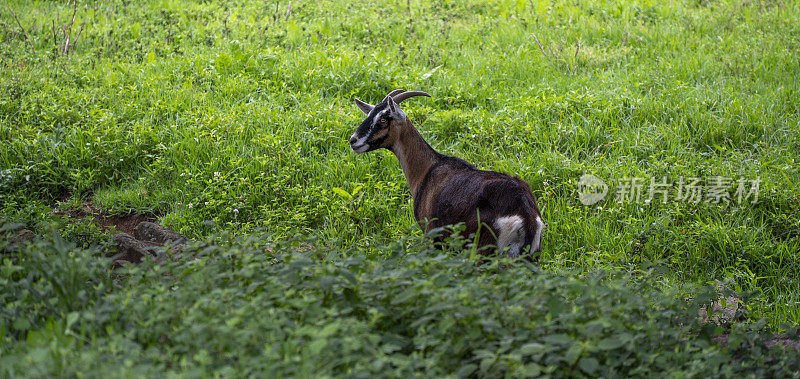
354 98 374 115
384 95 398 113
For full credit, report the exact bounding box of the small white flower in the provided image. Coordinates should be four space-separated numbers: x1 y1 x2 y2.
233 209 239 214
214 172 221 177
188 203 193 209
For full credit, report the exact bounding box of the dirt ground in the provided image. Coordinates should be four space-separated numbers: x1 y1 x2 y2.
53 202 158 235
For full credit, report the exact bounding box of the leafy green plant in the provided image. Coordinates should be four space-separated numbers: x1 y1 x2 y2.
0 228 112 342
2 233 799 377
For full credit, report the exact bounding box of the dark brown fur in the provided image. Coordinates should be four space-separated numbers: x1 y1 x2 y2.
414 155 542 254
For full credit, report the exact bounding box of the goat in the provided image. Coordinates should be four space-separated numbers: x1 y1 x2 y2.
349 89 544 261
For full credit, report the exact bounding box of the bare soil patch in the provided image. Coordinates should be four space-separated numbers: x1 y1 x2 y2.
54 202 157 235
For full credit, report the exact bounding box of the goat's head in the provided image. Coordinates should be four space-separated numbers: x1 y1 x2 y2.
349 89 430 153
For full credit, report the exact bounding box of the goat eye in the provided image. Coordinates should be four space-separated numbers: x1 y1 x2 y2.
380 117 388 125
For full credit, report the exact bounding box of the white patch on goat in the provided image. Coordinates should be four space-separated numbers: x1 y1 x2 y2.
371 110 388 128
352 143 369 153
531 216 544 253
495 215 524 258
350 131 369 153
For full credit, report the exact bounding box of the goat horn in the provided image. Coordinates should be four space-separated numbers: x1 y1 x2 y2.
387 89 405 97
392 90 431 104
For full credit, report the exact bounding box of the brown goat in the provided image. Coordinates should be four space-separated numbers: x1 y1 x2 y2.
349 90 544 260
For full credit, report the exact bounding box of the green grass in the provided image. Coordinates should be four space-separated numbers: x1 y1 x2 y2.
1 0 799 374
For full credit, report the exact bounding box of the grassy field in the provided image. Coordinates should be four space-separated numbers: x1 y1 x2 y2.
2 0 800 375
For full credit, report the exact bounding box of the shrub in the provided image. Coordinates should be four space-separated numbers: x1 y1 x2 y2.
1 232 798 377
